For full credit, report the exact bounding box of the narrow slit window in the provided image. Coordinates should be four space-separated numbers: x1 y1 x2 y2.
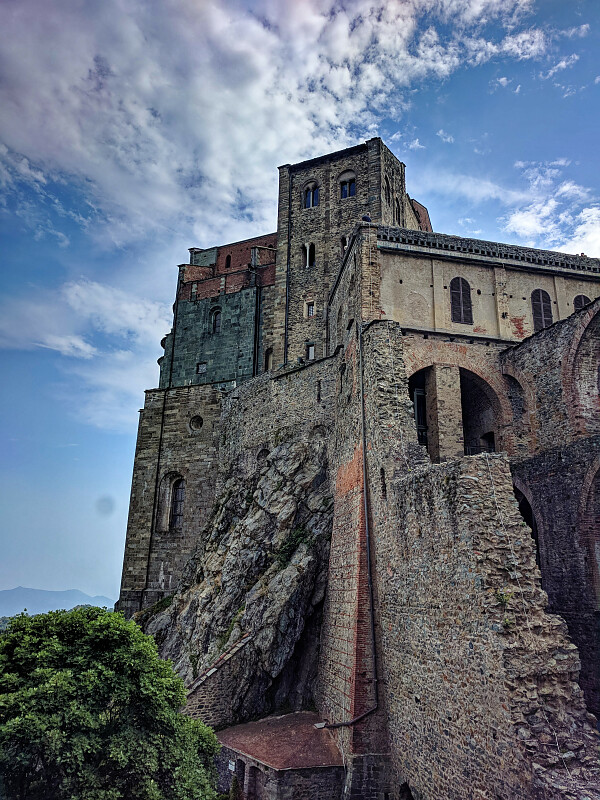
574 294 591 311
341 236 347 255
170 479 185 530
306 343 315 361
211 309 222 334
307 302 315 318
531 289 552 332
264 347 273 371
225 254 231 270
450 277 473 324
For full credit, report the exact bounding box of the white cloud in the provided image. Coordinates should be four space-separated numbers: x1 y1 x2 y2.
497 76 511 87
563 24 590 38
38 334 98 359
408 138 426 150
556 206 600 256
540 53 579 80
0 280 171 431
0 0 552 251
595 76 600 84
498 159 599 254
437 129 454 143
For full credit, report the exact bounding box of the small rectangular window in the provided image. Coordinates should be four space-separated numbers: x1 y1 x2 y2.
307 302 315 318
307 344 315 360
196 362 207 374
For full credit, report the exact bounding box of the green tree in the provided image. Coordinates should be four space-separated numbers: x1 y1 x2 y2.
0 607 219 800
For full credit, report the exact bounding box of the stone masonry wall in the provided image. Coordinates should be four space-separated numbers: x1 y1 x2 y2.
501 298 600 452
116 384 222 616
511 437 600 715
359 322 600 800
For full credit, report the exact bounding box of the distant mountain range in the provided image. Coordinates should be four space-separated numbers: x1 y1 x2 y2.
0 587 115 617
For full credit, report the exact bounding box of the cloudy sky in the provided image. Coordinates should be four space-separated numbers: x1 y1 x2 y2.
1 0 599 601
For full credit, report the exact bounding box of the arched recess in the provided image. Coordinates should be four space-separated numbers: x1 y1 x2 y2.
407 363 508 461
404 349 514 458
563 305 600 436
460 368 502 454
577 458 600 714
156 471 187 534
512 477 544 578
501 363 536 453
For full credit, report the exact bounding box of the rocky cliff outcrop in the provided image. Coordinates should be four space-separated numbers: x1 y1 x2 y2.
139 433 333 725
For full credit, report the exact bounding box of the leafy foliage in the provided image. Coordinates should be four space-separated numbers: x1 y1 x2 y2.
0 607 219 800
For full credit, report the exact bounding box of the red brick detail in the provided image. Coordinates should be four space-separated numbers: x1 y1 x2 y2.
215 233 277 275
562 305 600 435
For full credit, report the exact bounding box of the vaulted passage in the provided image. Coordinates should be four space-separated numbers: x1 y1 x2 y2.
408 366 501 462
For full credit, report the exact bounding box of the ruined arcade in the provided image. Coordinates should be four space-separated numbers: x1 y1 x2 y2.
116 139 600 799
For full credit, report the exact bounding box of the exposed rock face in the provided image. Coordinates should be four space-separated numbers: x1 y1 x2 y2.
141 434 333 724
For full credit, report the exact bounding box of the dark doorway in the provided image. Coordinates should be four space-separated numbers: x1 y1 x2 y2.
513 487 541 573
408 370 428 446
399 783 415 800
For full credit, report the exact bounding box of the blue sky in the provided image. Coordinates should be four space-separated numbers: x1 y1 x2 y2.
1 0 599 601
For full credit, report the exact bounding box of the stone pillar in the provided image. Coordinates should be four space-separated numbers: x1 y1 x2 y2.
431 260 445 331
494 266 512 339
425 364 463 462
553 275 568 320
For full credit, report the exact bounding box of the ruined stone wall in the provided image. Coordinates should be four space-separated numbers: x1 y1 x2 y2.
116 384 222 616
511 438 600 716
501 299 600 452
358 321 600 799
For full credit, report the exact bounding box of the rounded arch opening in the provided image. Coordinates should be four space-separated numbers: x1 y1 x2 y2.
513 485 542 573
407 364 505 461
571 308 600 434
460 368 502 455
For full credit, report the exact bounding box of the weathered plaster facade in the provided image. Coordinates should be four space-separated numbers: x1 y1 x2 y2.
116 139 600 799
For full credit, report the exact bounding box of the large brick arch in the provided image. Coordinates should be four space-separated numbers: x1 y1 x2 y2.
562 303 600 436
501 363 536 453
402 340 514 451
577 457 600 713
578 457 600 598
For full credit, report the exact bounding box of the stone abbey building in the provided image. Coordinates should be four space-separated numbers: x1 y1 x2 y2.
116 139 600 799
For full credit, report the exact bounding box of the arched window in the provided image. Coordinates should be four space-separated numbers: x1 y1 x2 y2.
450 277 473 324
264 347 273 371
303 182 319 208
340 236 347 255
339 170 356 199
169 478 185 530
385 177 391 206
225 254 231 270
211 309 222 334
574 294 592 312
531 289 552 332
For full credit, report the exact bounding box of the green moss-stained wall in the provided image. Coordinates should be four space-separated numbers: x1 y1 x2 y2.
159 288 263 389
